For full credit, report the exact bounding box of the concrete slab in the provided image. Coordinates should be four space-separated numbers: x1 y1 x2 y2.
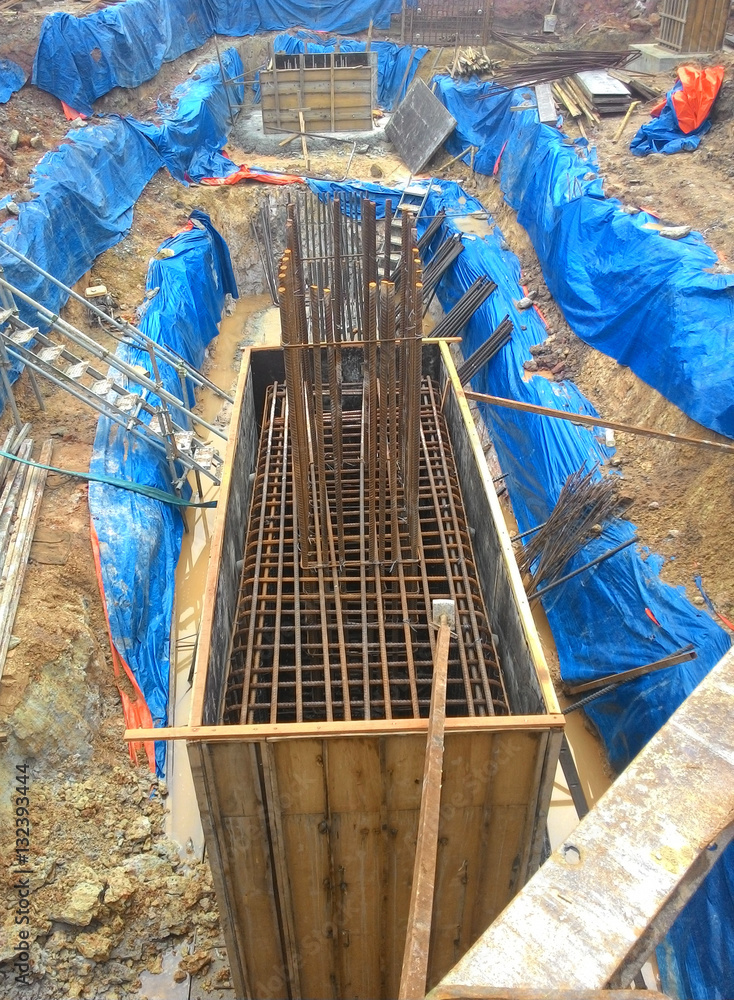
627 42 710 74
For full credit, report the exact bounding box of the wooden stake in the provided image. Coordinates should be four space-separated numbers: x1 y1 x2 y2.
399 601 454 999
298 110 310 171
613 100 641 143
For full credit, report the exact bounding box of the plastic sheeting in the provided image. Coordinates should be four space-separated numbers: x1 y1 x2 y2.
432 77 734 441
129 47 244 183
0 47 241 341
255 31 427 110
0 58 27 104
309 176 732 1000
33 0 405 114
0 119 161 332
631 64 724 157
89 212 237 775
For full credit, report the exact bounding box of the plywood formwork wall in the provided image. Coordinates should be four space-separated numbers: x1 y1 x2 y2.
186 343 563 1000
260 51 376 134
658 0 729 51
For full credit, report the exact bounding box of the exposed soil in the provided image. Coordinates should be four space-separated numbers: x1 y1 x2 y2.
0 7 731 997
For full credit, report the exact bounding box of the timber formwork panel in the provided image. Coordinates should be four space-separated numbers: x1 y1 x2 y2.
658 0 729 51
260 51 376 134
186 338 563 1000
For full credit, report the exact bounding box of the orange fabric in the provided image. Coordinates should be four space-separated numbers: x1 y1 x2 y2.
671 64 725 134
200 163 303 186
90 522 156 771
61 101 86 121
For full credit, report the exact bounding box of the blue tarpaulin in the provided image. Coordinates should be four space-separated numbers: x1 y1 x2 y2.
255 31 427 110
130 47 245 182
432 77 734 441
33 0 405 114
89 211 237 775
630 83 711 156
0 119 162 331
0 47 241 341
308 176 732 1000
0 58 27 104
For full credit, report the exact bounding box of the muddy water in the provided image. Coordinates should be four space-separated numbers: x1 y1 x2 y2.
166 294 280 853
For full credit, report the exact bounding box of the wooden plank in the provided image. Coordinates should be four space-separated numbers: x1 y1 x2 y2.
326 737 384 997
188 742 253 999
437 648 734 993
330 51 335 131
125 713 565 742
0 438 52 680
439 342 559 717
189 349 252 727
399 618 451 999
272 739 333 997
259 743 303 997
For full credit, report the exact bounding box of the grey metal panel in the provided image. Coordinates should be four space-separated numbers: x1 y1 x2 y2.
385 79 457 174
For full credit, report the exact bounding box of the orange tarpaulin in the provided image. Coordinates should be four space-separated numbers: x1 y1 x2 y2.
200 163 303 186
650 64 725 135
90 522 157 771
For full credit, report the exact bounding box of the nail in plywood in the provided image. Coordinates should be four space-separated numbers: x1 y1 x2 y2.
386 79 457 174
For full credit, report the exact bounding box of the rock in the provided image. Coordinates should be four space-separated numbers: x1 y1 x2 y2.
0 143 15 166
551 361 565 375
516 296 534 310
104 869 135 908
49 881 104 927
128 815 152 842
693 595 705 606
75 929 114 962
6 201 19 216
648 501 660 510
528 343 546 356
8 129 19 150
179 949 212 975
8 635 20 650
29 135 44 151
667 528 680 539
369 163 383 178
522 359 538 372
122 854 171 882
173 970 188 983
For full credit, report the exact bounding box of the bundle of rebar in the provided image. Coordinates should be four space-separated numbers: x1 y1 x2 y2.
517 466 621 597
456 315 513 383
428 276 497 340
490 50 633 91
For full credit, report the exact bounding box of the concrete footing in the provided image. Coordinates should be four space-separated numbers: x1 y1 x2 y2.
627 43 711 74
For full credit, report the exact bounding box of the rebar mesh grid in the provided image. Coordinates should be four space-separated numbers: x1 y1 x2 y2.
222 376 509 725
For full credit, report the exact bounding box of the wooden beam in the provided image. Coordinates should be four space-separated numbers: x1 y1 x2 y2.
464 389 734 454
399 613 452 999
435 647 734 993
124 713 565 744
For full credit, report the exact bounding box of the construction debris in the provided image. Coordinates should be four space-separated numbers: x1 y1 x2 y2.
492 49 634 91
449 46 492 78
385 79 457 174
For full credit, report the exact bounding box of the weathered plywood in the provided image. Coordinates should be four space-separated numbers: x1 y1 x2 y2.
385 79 457 173
192 728 555 999
261 51 376 134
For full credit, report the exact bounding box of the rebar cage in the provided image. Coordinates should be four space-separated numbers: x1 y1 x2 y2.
222 191 510 726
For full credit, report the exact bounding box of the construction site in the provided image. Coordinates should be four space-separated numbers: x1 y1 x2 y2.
0 0 733 998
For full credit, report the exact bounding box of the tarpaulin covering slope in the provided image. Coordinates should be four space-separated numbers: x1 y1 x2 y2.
89 211 237 775
432 77 734 440
308 176 732 1000
0 119 161 333
631 64 724 156
256 31 427 110
0 46 241 350
33 0 405 114
0 58 27 104
129 47 244 182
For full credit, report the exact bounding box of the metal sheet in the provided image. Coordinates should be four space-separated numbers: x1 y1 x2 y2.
385 79 457 174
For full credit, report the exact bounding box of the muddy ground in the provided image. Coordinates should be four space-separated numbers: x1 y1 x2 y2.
0 8 732 998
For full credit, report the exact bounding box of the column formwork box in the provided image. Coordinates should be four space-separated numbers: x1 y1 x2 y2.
185 341 564 1000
